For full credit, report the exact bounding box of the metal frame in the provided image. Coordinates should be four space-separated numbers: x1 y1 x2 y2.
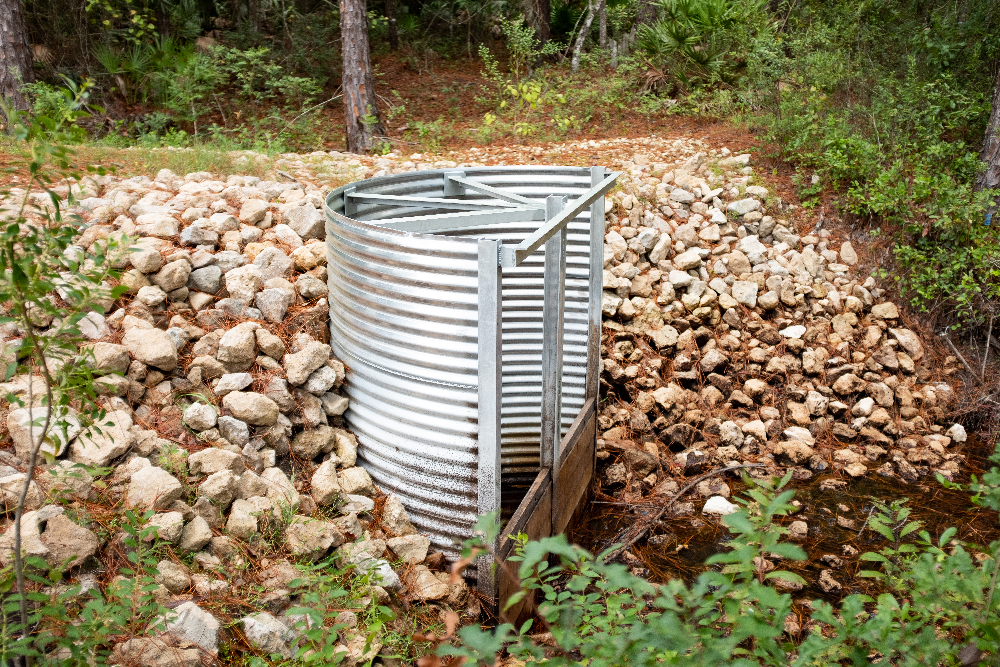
325 166 618 605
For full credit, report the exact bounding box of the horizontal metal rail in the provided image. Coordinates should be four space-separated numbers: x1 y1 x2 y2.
375 207 546 233
499 172 620 268
443 171 541 207
347 191 532 211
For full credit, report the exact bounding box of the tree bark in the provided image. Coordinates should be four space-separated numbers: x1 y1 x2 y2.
979 66 1000 206
0 0 34 118
624 0 657 55
385 0 398 51
570 0 596 73
524 0 551 45
341 0 386 153
598 0 607 50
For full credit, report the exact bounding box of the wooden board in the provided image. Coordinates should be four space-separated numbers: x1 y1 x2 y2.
496 468 551 623
554 398 596 534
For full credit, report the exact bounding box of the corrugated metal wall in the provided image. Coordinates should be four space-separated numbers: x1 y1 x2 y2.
325 167 598 557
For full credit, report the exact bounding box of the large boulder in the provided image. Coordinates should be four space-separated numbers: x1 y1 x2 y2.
0 505 98 568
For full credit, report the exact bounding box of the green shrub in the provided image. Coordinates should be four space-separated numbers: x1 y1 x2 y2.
437 461 1000 665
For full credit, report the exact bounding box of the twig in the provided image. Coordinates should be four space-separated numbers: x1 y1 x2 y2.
276 170 302 185
601 463 764 564
856 506 877 539
945 334 980 381
271 91 342 146
982 315 994 380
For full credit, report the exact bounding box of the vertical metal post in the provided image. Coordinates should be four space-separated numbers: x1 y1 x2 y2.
585 167 606 400
476 238 503 599
443 170 465 196
541 195 567 477
343 186 357 218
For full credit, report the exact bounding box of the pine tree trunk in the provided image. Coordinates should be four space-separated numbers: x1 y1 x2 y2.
385 0 398 51
979 67 1000 204
524 0 551 45
341 0 386 153
0 0 34 118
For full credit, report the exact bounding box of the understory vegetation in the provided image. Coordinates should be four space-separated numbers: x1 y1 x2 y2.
422 458 1000 666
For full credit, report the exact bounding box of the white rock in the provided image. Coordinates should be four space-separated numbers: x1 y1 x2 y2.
126 466 183 510
161 602 220 653
779 325 806 339
945 423 967 443
184 402 218 431
703 496 739 516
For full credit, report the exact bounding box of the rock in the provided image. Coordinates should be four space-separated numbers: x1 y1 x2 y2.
320 392 349 416
91 342 130 374
254 247 294 281
40 461 92 499
127 467 184 510
8 405 81 460
284 205 324 240
198 470 239 510
381 494 417 536
946 423 967 443
243 612 297 659
295 274 327 300
223 392 280 426
285 516 344 561
673 249 702 270
225 264 264 302
155 560 192 593
833 373 867 395
178 516 213 552
70 410 134 467
255 329 286 359
214 372 253 397
405 564 449 601
216 416 250 448
111 637 202 667
700 348 728 373
818 569 843 594
226 499 259 540
840 242 858 266
122 326 179 371
217 322 260 368
184 402 217 431
188 266 222 293
731 281 758 308
291 426 335 460
788 520 808 540
339 466 375 496
0 506 98 568
255 288 293 322
136 214 179 238
871 302 898 319
261 467 300 507
889 328 924 361
703 496 738 516
240 199 269 224
161 602 220 653
387 535 431 564
284 342 332 386
311 459 341 506
152 260 192 293
146 512 185 543
727 198 761 216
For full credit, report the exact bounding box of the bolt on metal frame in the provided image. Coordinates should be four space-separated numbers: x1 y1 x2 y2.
325 166 619 597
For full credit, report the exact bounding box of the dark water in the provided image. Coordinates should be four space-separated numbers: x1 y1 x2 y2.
570 435 1000 603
